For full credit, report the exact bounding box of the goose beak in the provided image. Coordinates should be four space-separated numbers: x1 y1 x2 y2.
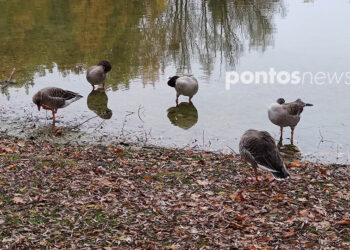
37 105 41 111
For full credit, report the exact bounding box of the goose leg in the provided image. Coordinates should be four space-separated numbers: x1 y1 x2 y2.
280 127 283 139
189 96 192 103
253 165 259 182
176 95 179 105
291 128 295 144
42 105 57 121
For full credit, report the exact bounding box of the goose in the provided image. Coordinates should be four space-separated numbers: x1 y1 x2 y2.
239 129 290 181
86 60 112 91
32 87 83 122
268 98 313 141
167 75 198 104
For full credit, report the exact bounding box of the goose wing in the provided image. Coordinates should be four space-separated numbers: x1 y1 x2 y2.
86 66 105 85
42 87 82 109
284 99 313 116
283 102 304 116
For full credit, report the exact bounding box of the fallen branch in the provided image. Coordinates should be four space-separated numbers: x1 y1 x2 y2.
1 68 16 89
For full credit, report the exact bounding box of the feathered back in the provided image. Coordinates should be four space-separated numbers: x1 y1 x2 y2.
33 87 82 109
284 99 313 116
239 130 290 180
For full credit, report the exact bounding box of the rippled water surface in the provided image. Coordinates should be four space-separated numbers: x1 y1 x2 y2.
1 0 350 163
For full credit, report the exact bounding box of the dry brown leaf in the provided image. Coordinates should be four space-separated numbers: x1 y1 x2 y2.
336 220 350 225
13 196 26 204
299 209 309 217
196 179 209 186
282 231 296 238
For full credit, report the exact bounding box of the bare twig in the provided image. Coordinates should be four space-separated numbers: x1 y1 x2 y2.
73 115 98 129
1 68 16 89
202 130 205 147
318 129 324 143
226 145 238 155
94 120 106 131
137 105 144 123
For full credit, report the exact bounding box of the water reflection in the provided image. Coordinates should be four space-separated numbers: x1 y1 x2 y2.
278 143 302 163
87 90 112 119
167 102 198 129
0 0 284 95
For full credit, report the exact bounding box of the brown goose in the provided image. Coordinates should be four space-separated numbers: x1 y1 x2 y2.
239 129 290 181
86 60 112 91
32 87 83 122
268 98 313 141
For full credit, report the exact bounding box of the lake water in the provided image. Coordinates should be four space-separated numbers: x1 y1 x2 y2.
1 0 350 164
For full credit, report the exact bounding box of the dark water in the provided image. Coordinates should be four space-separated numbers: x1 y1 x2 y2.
1 0 350 163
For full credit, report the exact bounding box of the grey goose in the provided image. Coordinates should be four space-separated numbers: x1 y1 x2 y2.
32 87 83 122
239 129 290 181
168 75 198 104
268 98 313 141
86 60 112 91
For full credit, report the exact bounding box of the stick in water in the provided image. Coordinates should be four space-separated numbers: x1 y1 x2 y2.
1 68 16 89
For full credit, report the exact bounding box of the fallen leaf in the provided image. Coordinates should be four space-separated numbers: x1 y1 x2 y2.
114 148 124 154
236 215 246 221
319 168 327 175
336 220 350 225
282 231 296 238
13 197 26 204
299 209 309 217
196 179 209 186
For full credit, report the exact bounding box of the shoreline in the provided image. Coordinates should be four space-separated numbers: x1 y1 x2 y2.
0 114 347 166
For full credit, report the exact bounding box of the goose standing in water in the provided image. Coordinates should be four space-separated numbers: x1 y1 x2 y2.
167 75 198 104
239 129 290 181
32 87 83 123
86 60 112 91
268 98 313 142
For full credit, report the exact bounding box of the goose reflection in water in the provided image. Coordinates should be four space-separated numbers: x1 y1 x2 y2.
167 102 198 130
87 90 112 119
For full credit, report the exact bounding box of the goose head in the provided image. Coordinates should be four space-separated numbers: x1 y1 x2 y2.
276 98 285 105
32 92 42 110
98 60 112 73
167 76 179 87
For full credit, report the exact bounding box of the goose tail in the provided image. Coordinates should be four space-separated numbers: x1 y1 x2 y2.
271 164 290 180
63 94 83 108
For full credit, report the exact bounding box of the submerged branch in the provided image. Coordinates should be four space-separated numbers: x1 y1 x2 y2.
1 68 16 89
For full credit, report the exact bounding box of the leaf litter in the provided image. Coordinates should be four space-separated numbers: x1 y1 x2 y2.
0 135 349 248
